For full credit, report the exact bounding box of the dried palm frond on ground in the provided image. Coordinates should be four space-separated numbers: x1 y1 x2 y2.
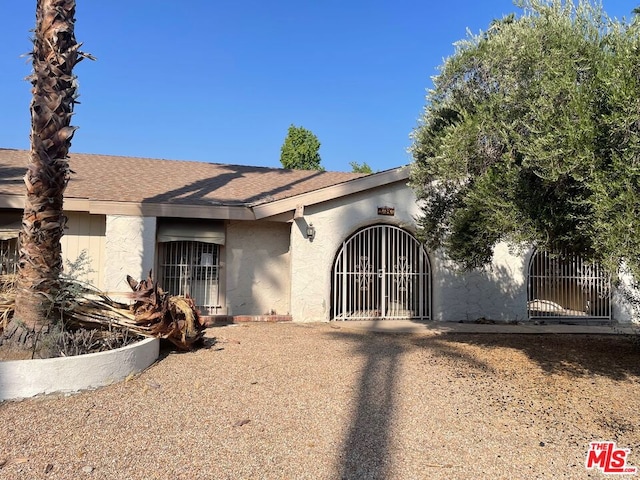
0 271 205 357
125 272 205 349
60 272 205 350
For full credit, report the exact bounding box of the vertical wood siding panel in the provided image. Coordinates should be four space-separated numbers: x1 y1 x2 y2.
61 212 106 289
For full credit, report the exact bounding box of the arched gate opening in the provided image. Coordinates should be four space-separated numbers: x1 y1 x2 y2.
331 224 431 321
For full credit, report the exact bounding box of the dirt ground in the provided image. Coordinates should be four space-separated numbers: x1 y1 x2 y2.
1 322 639 479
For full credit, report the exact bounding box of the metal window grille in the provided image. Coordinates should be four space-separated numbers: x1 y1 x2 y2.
0 238 19 276
527 249 611 322
158 241 221 315
332 224 431 321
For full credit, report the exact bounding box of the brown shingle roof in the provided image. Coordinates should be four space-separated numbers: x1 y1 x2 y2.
0 149 366 207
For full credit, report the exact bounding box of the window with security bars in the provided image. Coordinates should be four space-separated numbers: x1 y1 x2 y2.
158 241 221 315
0 238 19 276
527 249 611 322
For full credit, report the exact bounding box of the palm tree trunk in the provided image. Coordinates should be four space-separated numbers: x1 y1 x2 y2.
13 0 84 333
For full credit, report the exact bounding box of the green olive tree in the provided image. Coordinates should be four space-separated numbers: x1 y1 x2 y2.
410 0 640 281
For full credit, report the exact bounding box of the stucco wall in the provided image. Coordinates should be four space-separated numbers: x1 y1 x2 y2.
290 182 422 322
431 244 529 322
290 181 530 323
225 221 291 316
104 215 156 296
611 264 640 324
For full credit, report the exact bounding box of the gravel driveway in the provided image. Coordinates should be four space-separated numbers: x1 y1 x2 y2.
1 322 639 479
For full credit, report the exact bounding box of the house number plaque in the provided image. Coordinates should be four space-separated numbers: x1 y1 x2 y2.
377 206 395 216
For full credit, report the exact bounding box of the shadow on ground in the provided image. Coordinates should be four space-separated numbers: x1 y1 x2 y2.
156 336 218 361
329 329 500 479
329 327 640 479
417 332 640 380
330 330 404 480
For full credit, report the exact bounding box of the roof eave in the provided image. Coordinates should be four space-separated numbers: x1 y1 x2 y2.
0 194 255 221
251 166 410 220
88 201 255 220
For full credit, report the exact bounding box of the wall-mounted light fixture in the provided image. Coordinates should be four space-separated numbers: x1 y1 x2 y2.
306 223 315 240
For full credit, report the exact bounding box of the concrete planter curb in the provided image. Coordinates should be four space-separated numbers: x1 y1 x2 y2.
0 337 160 402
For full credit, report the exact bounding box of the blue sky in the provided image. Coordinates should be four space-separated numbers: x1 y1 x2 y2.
1 1 636 172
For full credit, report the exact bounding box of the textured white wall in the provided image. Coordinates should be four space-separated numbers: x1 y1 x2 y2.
290 183 422 322
431 244 530 322
104 215 156 296
290 182 530 323
611 264 640 324
225 221 291 316
0 338 159 401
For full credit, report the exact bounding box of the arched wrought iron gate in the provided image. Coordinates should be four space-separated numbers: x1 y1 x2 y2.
332 225 431 320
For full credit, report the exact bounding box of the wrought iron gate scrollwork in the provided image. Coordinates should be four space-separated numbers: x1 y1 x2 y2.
355 256 373 291
394 256 410 292
332 225 431 321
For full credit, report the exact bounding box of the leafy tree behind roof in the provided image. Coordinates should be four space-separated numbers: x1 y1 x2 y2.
410 0 640 280
280 124 323 170
349 161 373 174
